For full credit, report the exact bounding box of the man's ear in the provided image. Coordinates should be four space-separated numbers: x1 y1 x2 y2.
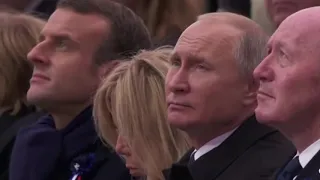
242 79 259 106
98 60 121 79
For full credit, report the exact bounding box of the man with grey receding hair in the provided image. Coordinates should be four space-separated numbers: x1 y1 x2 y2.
163 12 295 180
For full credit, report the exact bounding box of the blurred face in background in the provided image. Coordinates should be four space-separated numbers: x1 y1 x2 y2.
0 0 30 10
265 0 320 27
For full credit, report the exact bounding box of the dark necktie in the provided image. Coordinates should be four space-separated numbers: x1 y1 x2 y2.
189 152 196 165
277 156 302 180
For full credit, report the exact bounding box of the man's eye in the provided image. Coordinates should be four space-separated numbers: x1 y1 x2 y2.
56 40 68 51
170 60 181 67
278 50 291 67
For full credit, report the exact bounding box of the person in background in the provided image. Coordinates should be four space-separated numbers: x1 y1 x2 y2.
205 0 251 17
265 0 320 28
0 0 30 11
0 11 45 180
254 6 320 180
216 0 251 17
113 0 202 46
164 12 295 180
25 0 58 19
93 47 190 180
251 0 275 35
9 0 152 180
0 0 58 19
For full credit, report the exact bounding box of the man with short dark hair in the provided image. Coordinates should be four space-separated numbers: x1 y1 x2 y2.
164 12 295 180
9 1 151 180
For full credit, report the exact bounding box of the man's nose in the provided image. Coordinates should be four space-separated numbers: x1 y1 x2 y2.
253 56 275 83
27 41 50 66
166 68 190 94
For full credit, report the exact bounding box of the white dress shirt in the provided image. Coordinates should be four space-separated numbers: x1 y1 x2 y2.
289 138 320 180
298 138 320 168
193 128 238 161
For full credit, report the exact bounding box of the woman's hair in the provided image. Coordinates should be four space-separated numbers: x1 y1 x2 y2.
93 47 190 180
0 11 45 115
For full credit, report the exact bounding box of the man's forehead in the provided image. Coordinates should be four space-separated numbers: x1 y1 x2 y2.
43 8 108 39
174 23 239 57
271 17 319 50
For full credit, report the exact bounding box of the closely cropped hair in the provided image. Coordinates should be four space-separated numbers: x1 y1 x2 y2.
198 12 269 82
94 47 190 180
234 29 268 82
0 11 45 115
57 0 152 65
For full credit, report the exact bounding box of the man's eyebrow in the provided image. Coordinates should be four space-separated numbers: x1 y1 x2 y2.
170 51 206 64
39 32 80 44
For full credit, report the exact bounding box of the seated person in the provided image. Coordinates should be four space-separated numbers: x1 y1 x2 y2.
93 47 190 180
0 11 45 179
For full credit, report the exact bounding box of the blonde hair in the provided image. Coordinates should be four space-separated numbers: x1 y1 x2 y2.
0 11 45 115
93 47 190 180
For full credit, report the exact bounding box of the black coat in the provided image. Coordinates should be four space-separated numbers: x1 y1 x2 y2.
0 106 41 180
273 148 320 180
164 116 296 180
9 106 130 180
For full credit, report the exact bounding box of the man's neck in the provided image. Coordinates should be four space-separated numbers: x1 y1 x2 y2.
50 103 91 130
188 111 253 149
285 120 320 153
188 120 243 149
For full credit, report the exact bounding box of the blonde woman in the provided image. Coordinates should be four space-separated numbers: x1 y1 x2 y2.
93 47 190 180
0 11 45 116
0 11 45 178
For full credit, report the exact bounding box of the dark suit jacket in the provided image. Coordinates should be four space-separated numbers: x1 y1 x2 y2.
273 148 320 180
61 140 131 180
164 116 296 180
0 107 42 180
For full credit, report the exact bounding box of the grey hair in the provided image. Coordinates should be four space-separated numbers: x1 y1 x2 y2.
233 30 269 82
197 12 269 83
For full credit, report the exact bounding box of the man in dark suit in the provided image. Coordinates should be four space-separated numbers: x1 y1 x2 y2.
254 6 320 180
9 1 151 180
164 12 295 180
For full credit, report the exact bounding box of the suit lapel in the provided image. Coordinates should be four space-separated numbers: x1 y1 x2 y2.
296 149 320 180
270 153 296 180
163 149 194 180
189 116 277 180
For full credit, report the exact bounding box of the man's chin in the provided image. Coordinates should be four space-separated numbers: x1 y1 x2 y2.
168 118 194 131
255 110 278 126
27 92 52 107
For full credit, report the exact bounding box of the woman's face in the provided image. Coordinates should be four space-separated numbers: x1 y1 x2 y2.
115 135 145 177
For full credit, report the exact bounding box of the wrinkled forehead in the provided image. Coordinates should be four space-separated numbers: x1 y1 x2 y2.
174 22 240 59
271 16 320 51
43 8 108 41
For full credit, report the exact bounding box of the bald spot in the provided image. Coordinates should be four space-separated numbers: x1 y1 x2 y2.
274 7 320 54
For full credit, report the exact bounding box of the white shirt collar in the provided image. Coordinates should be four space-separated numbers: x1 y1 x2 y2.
298 138 320 168
193 128 238 160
